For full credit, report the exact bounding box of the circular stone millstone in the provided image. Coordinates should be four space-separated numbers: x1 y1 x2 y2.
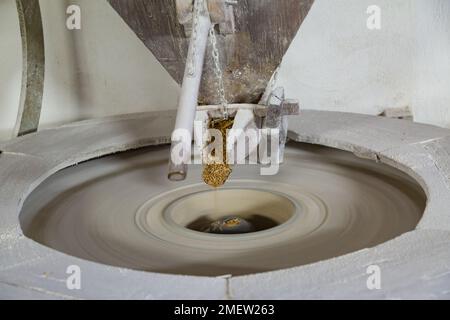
20 143 426 276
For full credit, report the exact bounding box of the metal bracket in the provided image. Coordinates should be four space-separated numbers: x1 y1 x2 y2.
262 87 298 163
196 88 299 164
176 0 236 36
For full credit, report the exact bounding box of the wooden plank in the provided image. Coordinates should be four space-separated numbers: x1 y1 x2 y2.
107 0 314 104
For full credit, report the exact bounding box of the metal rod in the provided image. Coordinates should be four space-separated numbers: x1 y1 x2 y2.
168 0 212 181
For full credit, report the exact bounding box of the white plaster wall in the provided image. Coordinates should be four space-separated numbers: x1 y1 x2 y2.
0 0 180 140
0 0 449 140
0 0 22 139
278 0 414 115
39 0 180 127
411 0 450 128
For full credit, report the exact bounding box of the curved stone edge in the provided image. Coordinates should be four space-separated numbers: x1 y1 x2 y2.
380 140 450 231
287 110 450 231
0 238 227 300
1 110 450 299
230 110 450 299
0 110 176 167
0 111 228 300
229 230 450 299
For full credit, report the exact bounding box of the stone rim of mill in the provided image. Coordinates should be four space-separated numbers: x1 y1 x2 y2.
1 109 450 299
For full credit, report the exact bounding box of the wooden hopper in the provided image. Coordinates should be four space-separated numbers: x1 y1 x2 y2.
107 0 314 105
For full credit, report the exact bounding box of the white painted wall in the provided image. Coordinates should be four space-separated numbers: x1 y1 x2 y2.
0 0 449 140
0 0 21 139
278 0 450 125
0 0 180 139
278 0 414 115
411 0 450 128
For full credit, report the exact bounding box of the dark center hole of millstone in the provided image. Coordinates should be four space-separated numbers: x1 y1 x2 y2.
185 214 280 234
